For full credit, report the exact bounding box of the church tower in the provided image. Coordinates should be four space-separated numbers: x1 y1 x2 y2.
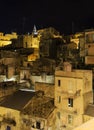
32 25 38 37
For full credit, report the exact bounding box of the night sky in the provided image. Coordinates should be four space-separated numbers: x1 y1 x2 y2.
0 0 94 34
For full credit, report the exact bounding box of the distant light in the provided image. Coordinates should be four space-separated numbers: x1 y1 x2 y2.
4 77 16 81
20 89 35 92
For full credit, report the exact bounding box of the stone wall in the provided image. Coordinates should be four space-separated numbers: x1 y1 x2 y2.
35 82 54 98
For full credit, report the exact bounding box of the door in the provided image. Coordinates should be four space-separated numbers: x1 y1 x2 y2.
6 126 11 130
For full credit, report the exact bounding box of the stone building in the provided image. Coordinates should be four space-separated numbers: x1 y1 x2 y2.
73 118 94 130
0 32 17 47
0 51 20 82
79 29 94 65
35 82 54 98
39 27 63 59
23 26 40 61
0 90 35 130
0 90 56 130
54 62 93 130
30 74 54 86
21 90 56 130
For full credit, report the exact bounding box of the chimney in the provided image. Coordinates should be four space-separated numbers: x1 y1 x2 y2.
63 62 72 72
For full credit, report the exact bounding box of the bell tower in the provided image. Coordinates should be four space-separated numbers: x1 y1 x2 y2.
32 25 38 36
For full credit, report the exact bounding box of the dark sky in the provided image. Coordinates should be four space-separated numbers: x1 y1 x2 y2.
0 0 94 34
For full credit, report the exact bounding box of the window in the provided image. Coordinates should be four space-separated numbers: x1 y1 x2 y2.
68 115 73 124
25 42 27 48
58 96 61 103
57 96 61 103
6 126 11 130
57 112 60 119
68 98 73 107
36 121 40 129
58 80 61 86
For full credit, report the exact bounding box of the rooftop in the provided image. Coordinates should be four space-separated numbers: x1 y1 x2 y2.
0 90 35 111
21 91 55 119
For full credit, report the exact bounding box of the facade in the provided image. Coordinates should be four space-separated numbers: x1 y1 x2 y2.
39 27 63 59
0 32 17 47
0 90 35 130
0 28 94 130
20 67 31 80
73 118 94 130
23 28 40 61
0 107 20 130
0 81 17 98
79 29 94 64
21 90 55 130
0 90 56 130
70 33 83 49
35 82 54 98
30 74 54 85
54 62 93 130
0 51 20 81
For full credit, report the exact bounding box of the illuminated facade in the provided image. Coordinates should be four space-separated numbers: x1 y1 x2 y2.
23 26 40 61
55 62 93 130
70 33 83 49
79 29 94 64
0 32 17 47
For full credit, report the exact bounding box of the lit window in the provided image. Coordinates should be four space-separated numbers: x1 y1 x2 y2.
68 98 73 107
58 80 61 86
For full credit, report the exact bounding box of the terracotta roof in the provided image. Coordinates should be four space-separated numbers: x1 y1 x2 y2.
0 90 35 111
85 104 94 117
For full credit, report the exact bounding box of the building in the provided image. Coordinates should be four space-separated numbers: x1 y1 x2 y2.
35 82 54 98
79 29 94 65
0 90 56 130
70 32 83 49
0 32 17 47
39 27 63 59
21 90 55 130
0 50 20 82
24 25 40 61
0 90 35 130
73 118 94 130
54 62 93 130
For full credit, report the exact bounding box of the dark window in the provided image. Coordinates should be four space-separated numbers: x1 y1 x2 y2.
36 121 40 129
58 80 61 86
6 126 11 130
27 63 30 67
68 98 73 107
25 42 27 48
